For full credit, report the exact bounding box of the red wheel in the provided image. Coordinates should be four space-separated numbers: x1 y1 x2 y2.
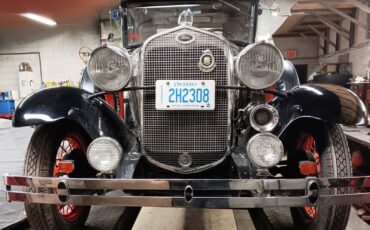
24 123 93 229
53 133 87 222
285 125 351 230
296 133 320 222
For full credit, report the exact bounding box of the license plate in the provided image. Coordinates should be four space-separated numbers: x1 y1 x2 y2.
155 80 215 110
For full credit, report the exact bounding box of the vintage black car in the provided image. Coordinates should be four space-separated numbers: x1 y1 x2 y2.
4 0 370 229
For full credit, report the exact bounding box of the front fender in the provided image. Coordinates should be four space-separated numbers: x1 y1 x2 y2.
13 87 135 151
273 84 367 136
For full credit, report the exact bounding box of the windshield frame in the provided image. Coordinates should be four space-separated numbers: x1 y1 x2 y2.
120 0 259 48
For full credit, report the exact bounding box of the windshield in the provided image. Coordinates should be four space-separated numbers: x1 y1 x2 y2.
125 0 254 47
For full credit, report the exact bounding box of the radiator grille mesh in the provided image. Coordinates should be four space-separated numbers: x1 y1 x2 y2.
142 27 230 171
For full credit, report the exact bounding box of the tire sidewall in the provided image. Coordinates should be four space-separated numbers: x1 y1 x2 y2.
24 122 91 230
290 124 352 230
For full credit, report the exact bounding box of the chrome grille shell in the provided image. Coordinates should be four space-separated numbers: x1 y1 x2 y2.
139 26 233 173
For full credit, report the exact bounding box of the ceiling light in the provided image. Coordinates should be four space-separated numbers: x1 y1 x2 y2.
21 13 57 26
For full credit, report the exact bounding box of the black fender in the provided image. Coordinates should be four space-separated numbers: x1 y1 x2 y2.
272 84 367 138
12 87 135 152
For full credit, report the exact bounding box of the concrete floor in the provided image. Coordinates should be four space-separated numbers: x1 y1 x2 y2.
133 208 239 230
84 206 254 230
84 190 255 230
84 205 369 230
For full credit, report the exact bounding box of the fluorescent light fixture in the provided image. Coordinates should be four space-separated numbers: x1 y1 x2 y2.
21 13 57 26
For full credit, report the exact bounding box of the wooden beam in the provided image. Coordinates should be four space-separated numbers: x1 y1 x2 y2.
314 0 367 29
368 1 370 39
294 24 328 31
344 0 370 14
309 24 336 47
292 1 354 11
311 12 350 40
274 14 305 35
294 29 325 34
300 15 344 23
354 8 360 45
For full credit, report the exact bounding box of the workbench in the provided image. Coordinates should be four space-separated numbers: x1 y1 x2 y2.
342 126 370 149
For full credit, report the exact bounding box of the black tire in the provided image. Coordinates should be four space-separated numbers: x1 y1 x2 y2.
250 124 352 230
249 207 295 230
24 122 92 230
290 124 352 230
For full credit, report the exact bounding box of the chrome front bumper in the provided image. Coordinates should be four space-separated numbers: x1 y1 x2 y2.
4 174 370 208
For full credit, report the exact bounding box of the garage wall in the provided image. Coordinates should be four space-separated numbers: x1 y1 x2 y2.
274 36 320 75
320 9 370 77
0 22 100 92
0 53 41 92
256 0 296 41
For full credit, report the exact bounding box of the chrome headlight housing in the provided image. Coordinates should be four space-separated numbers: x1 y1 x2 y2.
250 104 279 132
236 43 284 90
87 45 133 91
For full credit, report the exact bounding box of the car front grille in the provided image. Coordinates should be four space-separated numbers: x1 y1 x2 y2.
141 27 231 172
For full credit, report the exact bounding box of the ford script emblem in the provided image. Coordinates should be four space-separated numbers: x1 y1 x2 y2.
176 33 195 44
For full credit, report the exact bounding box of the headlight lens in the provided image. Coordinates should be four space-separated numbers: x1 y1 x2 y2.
246 133 284 168
87 137 123 173
236 43 284 90
87 45 132 91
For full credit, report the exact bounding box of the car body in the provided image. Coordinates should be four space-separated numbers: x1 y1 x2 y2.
4 0 370 229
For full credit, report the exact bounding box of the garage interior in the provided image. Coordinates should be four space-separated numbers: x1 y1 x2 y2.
0 0 370 229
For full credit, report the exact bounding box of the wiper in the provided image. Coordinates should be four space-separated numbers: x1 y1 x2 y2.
217 0 250 17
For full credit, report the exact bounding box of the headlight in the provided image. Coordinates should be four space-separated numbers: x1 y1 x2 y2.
246 133 284 168
236 43 284 89
87 45 132 91
87 137 123 173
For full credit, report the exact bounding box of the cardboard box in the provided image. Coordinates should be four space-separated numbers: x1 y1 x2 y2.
323 64 337 73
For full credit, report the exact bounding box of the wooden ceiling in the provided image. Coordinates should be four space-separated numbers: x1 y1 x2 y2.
273 0 369 39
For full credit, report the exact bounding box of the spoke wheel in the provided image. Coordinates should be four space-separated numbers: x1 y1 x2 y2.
24 122 94 230
53 133 87 222
296 133 321 222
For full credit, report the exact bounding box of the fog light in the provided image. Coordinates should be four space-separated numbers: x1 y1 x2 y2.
246 133 284 168
87 137 123 173
250 104 279 132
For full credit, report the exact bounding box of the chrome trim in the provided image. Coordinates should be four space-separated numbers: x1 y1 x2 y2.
139 25 234 173
5 175 370 208
6 192 370 208
87 44 133 91
249 104 279 132
6 175 370 190
235 43 284 90
128 47 142 127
